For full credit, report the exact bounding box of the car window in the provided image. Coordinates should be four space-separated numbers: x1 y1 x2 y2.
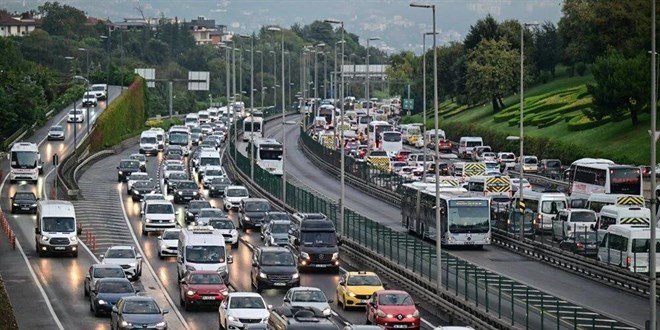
570 211 596 222
147 204 174 214
105 249 135 259
347 275 381 286
93 267 125 278
98 281 134 293
189 273 223 284
14 192 36 200
261 251 295 266
162 231 179 239
199 209 224 217
229 297 266 309
292 290 326 303
378 293 413 306
122 300 160 314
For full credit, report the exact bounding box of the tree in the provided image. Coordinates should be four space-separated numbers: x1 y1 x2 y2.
533 22 561 76
465 39 518 113
436 42 465 100
464 14 499 50
38 2 87 39
586 49 649 126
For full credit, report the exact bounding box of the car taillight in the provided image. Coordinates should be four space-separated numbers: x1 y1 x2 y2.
575 242 584 249
626 256 632 267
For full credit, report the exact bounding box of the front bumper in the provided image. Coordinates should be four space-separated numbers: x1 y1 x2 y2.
256 275 299 289
343 293 372 307
10 171 38 182
11 204 37 213
144 221 177 232
47 134 65 140
184 293 226 306
140 147 158 155
374 317 421 329
38 242 78 254
174 193 199 203
159 245 178 256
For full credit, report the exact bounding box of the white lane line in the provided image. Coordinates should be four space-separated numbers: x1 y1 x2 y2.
0 176 65 330
117 187 191 330
421 318 435 328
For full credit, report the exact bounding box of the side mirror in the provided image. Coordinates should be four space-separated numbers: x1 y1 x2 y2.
294 238 300 246
327 299 334 304
100 254 104 259
339 280 345 286
283 297 290 303
34 228 40 235
140 210 144 215
179 279 186 284
9 197 13 200
177 256 184 263
135 289 140 293
162 310 169 315
227 255 233 264
136 254 142 259
252 261 258 267
267 304 273 310
112 306 118 313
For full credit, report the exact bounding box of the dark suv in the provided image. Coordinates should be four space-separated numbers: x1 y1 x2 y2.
10 191 38 214
117 159 141 182
239 198 271 230
185 200 212 223
289 213 340 272
539 159 562 179
251 246 299 292
173 180 200 204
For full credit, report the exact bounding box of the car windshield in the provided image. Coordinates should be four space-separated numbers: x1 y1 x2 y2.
146 204 174 214
122 300 160 314
177 182 198 189
199 209 224 218
98 281 134 293
162 231 179 240
191 128 202 134
130 154 146 161
140 137 157 144
10 150 39 169
169 133 188 145
545 160 561 168
169 173 188 180
206 170 223 176
541 201 566 214
42 217 75 232
189 273 223 284
378 293 413 306
189 201 211 210
120 160 139 169
293 290 327 303
14 192 36 201
133 181 155 189
69 109 83 115
301 232 336 246
347 275 381 286
209 219 235 230
105 249 135 259
92 86 105 91
261 251 295 266
211 177 231 184
185 246 226 263
245 202 270 212
271 223 289 233
268 213 289 221
229 297 266 309
93 267 125 278
167 149 183 156
570 211 596 222
129 174 149 181
200 157 221 166
50 126 63 132
524 157 538 164
227 188 248 197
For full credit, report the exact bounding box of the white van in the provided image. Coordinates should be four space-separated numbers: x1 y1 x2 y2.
197 150 222 177
551 208 597 240
139 131 159 156
513 190 568 231
598 225 660 273
458 137 483 158
208 107 220 122
595 205 651 233
141 199 177 235
35 200 80 257
178 226 233 283
185 113 199 129
198 110 210 124
149 127 166 151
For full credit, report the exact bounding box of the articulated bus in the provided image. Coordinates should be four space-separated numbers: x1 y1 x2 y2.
247 138 284 176
242 116 264 142
401 182 491 247
567 159 642 202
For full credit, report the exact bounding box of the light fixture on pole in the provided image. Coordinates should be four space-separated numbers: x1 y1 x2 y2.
77 48 89 83
324 19 345 236
410 1 441 291
365 37 380 148
268 26 287 207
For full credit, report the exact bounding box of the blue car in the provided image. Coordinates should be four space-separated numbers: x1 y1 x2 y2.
89 278 138 317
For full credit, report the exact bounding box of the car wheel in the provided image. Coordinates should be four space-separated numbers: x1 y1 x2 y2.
142 228 147 236
340 294 346 310
72 251 78 258
184 300 191 311
84 283 89 297
11 207 15 214
137 266 142 277
93 303 101 317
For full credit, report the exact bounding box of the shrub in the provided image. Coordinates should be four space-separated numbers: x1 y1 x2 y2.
568 65 576 77
567 113 610 131
538 71 551 84
575 62 587 76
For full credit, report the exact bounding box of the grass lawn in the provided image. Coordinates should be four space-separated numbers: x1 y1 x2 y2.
417 74 655 165
0 276 18 330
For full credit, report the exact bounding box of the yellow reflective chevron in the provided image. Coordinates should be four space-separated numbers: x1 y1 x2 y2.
619 217 650 225
439 178 460 187
322 135 335 150
367 156 390 172
486 176 512 193
616 196 645 206
463 162 486 177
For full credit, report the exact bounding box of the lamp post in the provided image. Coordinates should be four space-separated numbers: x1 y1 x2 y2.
365 37 380 148
232 47 238 103
322 51 327 99
325 19 345 236
286 51 292 108
241 34 255 179
650 1 657 328
64 56 78 155
73 75 90 137
257 50 264 108
268 26 286 206
410 1 440 290
100 35 110 90
270 50 277 107
422 31 437 182
77 48 89 83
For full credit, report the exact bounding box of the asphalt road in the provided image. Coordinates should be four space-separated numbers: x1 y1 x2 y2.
0 87 119 330
273 114 658 328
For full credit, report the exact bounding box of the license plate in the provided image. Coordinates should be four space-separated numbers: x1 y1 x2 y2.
54 247 65 250
360 299 369 304
21 207 29 210
273 282 286 286
464 241 475 245
314 264 329 268
393 325 407 328
202 296 216 300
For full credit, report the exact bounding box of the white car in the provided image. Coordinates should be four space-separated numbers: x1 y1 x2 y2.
201 166 225 188
100 246 143 280
283 287 332 316
218 293 269 330
140 193 165 211
82 92 98 107
163 165 186 181
480 152 497 161
126 172 151 194
67 108 85 123
90 84 108 100
141 199 177 235
223 186 249 211
208 218 239 247
158 228 180 258
511 178 532 192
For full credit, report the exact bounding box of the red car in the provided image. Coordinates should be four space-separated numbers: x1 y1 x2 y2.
366 290 420 329
438 139 453 153
179 270 229 311
395 150 412 162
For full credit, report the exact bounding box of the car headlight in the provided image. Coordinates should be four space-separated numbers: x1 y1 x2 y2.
120 321 131 327
129 263 137 267
322 308 331 316
244 216 250 221
97 299 107 305
221 290 229 296
259 271 267 279
193 191 198 195
145 218 152 223
155 321 166 327
270 237 276 245
300 252 310 259
42 235 49 241
177 191 183 195
118 170 123 174
376 309 387 318
348 292 356 297
12 203 18 206
31 203 37 207
186 265 196 272
210 186 216 190
410 310 420 318
169 218 175 223
186 290 195 296
292 272 299 279
227 315 237 322
70 237 77 243
332 252 339 260
217 265 227 273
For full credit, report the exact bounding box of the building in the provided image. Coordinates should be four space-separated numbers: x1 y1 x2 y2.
0 12 41 37
189 16 225 45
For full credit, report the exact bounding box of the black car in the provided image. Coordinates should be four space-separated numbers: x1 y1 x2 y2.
251 246 300 292
539 159 563 179
131 181 157 202
173 180 200 204
111 296 168 330
10 191 38 214
208 177 231 197
117 159 141 182
166 172 188 194
129 153 148 172
185 200 212 223
560 231 599 257
239 198 271 229
89 278 138 316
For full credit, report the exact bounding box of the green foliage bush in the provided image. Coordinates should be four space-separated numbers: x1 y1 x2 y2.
90 77 146 151
567 113 610 131
575 62 587 76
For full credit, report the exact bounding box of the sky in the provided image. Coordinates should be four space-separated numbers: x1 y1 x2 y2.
3 0 563 53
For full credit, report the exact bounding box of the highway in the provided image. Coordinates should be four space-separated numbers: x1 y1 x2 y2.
271 113 658 328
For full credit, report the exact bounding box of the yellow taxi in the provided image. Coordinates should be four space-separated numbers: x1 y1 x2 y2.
336 271 384 310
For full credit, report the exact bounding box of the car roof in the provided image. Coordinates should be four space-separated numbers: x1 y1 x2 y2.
347 271 378 276
92 263 124 269
120 295 156 302
288 286 322 292
258 246 290 252
96 277 131 283
374 289 408 295
107 245 135 250
228 292 263 298
243 198 268 202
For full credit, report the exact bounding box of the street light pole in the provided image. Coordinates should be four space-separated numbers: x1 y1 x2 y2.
365 37 380 149
100 34 110 90
649 0 657 328
270 50 277 107
258 50 264 108
241 35 255 179
65 56 78 155
268 26 286 206
232 47 238 103
78 48 89 83
325 19 345 236
323 51 327 99
410 1 441 290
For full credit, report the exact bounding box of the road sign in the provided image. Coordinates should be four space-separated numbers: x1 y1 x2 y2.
52 154 59 167
134 68 155 88
188 71 210 91
403 98 414 110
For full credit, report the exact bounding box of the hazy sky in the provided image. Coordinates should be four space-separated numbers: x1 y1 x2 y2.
4 0 563 53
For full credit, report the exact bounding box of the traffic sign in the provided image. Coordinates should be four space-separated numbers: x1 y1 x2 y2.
403 98 414 110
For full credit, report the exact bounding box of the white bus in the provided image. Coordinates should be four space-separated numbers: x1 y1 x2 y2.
242 116 264 142
248 138 284 176
316 105 335 129
401 182 491 247
357 115 373 134
568 161 642 201
9 142 42 184
368 120 392 148
379 131 403 158
167 126 191 156
184 113 199 129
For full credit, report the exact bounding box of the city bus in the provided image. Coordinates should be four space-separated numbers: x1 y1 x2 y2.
316 105 335 129
568 161 642 202
247 138 284 176
242 116 264 142
167 126 191 156
379 131 403 158
401 182 491 247
368 120 392 149
9 142 42 184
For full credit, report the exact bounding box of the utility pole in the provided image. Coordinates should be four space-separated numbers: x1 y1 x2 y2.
649 0 657 328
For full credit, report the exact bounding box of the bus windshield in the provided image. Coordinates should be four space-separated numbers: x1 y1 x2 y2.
11 151 39 169
259 147 283 160
169 133 188 145
610 168 642 195
382 132 402 142
447 200 490 233
244 122 262 132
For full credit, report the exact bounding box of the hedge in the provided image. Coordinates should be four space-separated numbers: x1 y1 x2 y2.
145 118 183 131
90 78 147 151
567 113 610 131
